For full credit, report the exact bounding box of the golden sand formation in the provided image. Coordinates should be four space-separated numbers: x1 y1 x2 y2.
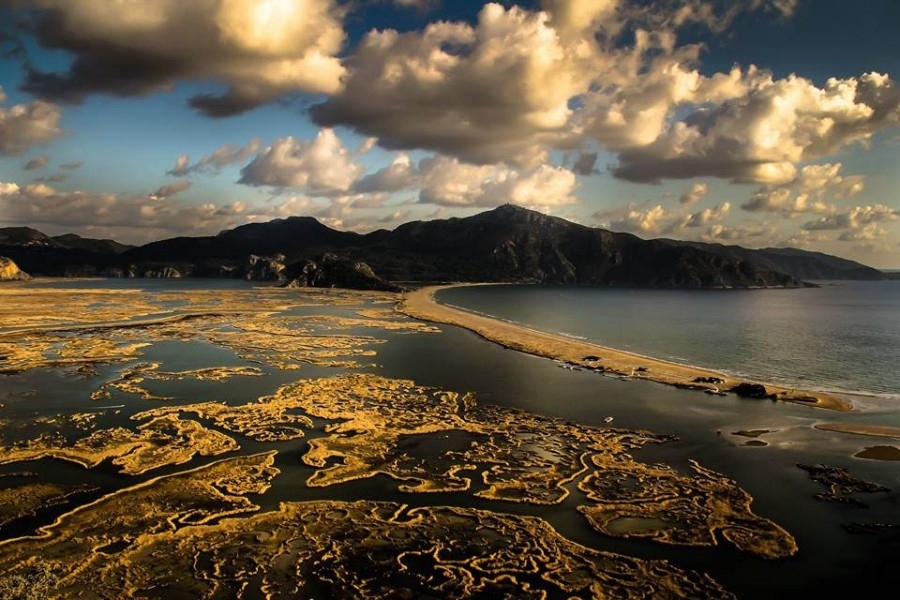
0 482 96 528
814 422 900 439
0 283 807 598
398 285 852 411
45 501 734 599
0 413 238 475
0 452 280 596
259 373 795 558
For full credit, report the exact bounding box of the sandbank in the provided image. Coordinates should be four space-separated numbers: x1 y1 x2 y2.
398 284 852 412
814 422 900 439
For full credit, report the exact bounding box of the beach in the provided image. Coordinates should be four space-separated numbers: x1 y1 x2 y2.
398 284 853 412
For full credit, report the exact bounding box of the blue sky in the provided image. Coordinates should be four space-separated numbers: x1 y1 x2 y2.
0 0 898 267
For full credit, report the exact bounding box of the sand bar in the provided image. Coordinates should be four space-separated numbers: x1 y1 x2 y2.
398 284 852 412
815 422 900 439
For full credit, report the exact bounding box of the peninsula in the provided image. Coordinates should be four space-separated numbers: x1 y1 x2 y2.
398 284 853 412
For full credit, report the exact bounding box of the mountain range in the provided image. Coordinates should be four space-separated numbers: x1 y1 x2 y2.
0 205 891 288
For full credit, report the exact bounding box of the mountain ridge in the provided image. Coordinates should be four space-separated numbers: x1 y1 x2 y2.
0 205 890 288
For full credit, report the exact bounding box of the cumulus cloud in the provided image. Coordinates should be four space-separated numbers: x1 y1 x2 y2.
0 178 338 243
168 138 260 176
23 154 50 170
685 202 731 227
311 2 597 165
741 163 865 215
610 71 900 184
598 200 731 236
0 89 63 155
151 179 192 199
17 0 347 117
353 154 417 193
679 182 709 205
700 222 772 243
239 129 363 194
803 205 900 232
417 156 579 207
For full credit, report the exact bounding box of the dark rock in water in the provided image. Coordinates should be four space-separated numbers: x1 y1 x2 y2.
281 253 401 292
693 376 725 384
0 256 31 281
797 463 890 507
728 383 772 399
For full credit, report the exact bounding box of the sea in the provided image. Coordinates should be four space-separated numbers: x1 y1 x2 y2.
2 278 899 598
438 280 900 398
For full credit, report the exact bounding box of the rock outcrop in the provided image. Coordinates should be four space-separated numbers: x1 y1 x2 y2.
244 254 287 282
0 257 31 281
281 253 401 292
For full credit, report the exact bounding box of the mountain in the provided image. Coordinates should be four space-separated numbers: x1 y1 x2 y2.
665 240 885 281
349 205 800 287
0 227 57 247
1 205 890 288
0 227 135 277
50 233 134 255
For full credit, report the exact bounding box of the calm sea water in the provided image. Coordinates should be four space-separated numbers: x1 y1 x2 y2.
438 281 900 397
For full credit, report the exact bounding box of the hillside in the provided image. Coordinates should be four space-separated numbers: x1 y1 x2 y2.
1 206 889 288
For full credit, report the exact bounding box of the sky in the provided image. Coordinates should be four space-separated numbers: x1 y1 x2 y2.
0 0 898 267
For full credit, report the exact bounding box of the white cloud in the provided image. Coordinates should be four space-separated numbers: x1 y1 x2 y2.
151 179 192 199
353 154 417 193
418 156 579 207
610 71 900 183
700 222 772 243
803 204 900 231
679 182 709 205
239 129 363 194
598 199 731 236
741 163 865 215
19 0 347 116
685 202 731 227
311 3 597 165
168 138 260 176
0 90 63 155
0 179 349 243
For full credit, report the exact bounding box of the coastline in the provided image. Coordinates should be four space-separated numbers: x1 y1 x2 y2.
397 283 853 412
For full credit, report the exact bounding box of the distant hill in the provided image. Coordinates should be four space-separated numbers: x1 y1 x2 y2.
665 240 885 281
1 205 891 288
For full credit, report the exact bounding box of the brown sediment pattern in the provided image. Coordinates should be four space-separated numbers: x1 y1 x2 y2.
0 413 239 475
0 286 433 376
0 483 97 528
578 459 796 558
0 498 736 599
90 363 264 402
0 284 803 596
0 452 279 596
398 284 852 412
261 373 796 558
814 422 900 439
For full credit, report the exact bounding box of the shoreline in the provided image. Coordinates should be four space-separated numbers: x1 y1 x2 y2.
397 283 853 412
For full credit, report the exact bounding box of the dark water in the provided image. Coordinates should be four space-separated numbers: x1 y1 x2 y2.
2 279 899 598
438 281 900 397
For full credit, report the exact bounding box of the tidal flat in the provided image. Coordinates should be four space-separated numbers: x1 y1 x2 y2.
0 281 896 598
